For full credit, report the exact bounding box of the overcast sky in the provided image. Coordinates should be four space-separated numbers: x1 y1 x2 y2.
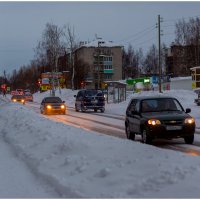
0 1 200 75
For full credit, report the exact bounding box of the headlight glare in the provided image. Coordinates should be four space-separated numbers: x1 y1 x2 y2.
184 118 195 124
47 105 52 109
61 105 65 109
148 119 161 125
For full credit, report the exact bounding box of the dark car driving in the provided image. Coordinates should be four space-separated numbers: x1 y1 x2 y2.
74 89 105 112
125 96 196 144
40 96 66 115
11 95 25 104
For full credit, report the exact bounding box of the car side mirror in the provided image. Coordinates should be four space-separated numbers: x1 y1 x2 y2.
74 95 77 98
186 108 191 113
62 101 65 103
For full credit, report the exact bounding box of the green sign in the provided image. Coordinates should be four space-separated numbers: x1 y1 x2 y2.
7 87 10 92
126 77 150 85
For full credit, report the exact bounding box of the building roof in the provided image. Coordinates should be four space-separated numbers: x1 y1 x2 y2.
190 66 200 70
79 39 123 48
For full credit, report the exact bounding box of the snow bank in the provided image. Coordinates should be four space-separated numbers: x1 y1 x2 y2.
0 100 200 198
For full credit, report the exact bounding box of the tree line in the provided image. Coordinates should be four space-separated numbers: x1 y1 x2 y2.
2 17 200 92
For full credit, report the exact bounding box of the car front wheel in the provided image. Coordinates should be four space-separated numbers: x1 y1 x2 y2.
184 135 194 144
75 104 79 112
142 128 152 144
125 123 135 140
81 105 85 112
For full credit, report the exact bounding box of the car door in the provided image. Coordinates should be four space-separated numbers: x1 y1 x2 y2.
127 99 141 134
76 91 83 110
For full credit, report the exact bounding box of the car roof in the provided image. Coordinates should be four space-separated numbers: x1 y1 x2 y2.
12 95 25 98
79 89 100 91
131 96 177 100
44 96 61 99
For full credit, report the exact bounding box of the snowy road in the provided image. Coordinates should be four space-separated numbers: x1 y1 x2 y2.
24 101 200 157
1 89 200 198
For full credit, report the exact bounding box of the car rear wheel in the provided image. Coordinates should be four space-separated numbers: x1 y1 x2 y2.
184 135 194 144
125 123 135 140
142 128 152 144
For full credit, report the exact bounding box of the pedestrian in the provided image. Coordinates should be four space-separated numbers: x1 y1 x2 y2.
3 90 6 97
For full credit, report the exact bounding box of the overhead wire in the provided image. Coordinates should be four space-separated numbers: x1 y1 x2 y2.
117 24 156 43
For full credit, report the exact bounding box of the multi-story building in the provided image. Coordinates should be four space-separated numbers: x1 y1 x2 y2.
166 44 199 77
70 39 123 89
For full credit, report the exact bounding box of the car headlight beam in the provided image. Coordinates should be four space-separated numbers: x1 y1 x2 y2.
47 105 52 109
184 118 195 124
148 119 161 125
61 105 65 109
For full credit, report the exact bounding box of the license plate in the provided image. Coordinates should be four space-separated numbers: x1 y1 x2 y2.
166 125 182 130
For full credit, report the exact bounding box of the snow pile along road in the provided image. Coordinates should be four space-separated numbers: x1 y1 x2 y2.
1 100 200 198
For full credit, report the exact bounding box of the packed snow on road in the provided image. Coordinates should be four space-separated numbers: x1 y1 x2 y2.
0 87 200 198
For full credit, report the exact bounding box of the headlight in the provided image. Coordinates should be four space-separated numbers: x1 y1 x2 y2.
148 119 161 125
47 105 52 109
13 99 16 102
61 105 65 109
184 118 195 124
21 99 24 102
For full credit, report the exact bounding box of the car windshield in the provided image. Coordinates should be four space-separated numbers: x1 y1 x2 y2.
12 95 24 99
141 98 183 113
85 90 103 97
45 97 62 103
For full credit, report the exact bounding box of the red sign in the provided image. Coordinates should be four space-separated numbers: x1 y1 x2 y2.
1 84 6 90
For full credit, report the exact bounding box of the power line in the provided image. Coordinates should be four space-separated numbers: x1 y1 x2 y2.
125 27 156 44
117 24 156 43
130 35 157 47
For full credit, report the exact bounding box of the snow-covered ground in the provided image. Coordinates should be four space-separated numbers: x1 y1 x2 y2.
0 87 200 198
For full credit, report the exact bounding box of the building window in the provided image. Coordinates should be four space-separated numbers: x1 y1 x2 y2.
104 74 112 80
104 65 113 70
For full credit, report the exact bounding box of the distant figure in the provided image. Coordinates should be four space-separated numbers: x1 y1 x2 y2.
3 90 6 97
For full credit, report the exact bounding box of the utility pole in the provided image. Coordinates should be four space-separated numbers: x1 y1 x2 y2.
158 15 162 93
98 41 100 89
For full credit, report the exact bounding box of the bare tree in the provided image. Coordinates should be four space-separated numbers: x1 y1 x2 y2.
174 17 200 74
143 44 158 75
64 24 78 90
34 22 65 96
122 44 144 78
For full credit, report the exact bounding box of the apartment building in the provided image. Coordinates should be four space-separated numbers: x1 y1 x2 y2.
73 39 123 89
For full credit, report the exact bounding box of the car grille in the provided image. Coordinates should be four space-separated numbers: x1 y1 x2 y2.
51 105 62 110
162 119 183 125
